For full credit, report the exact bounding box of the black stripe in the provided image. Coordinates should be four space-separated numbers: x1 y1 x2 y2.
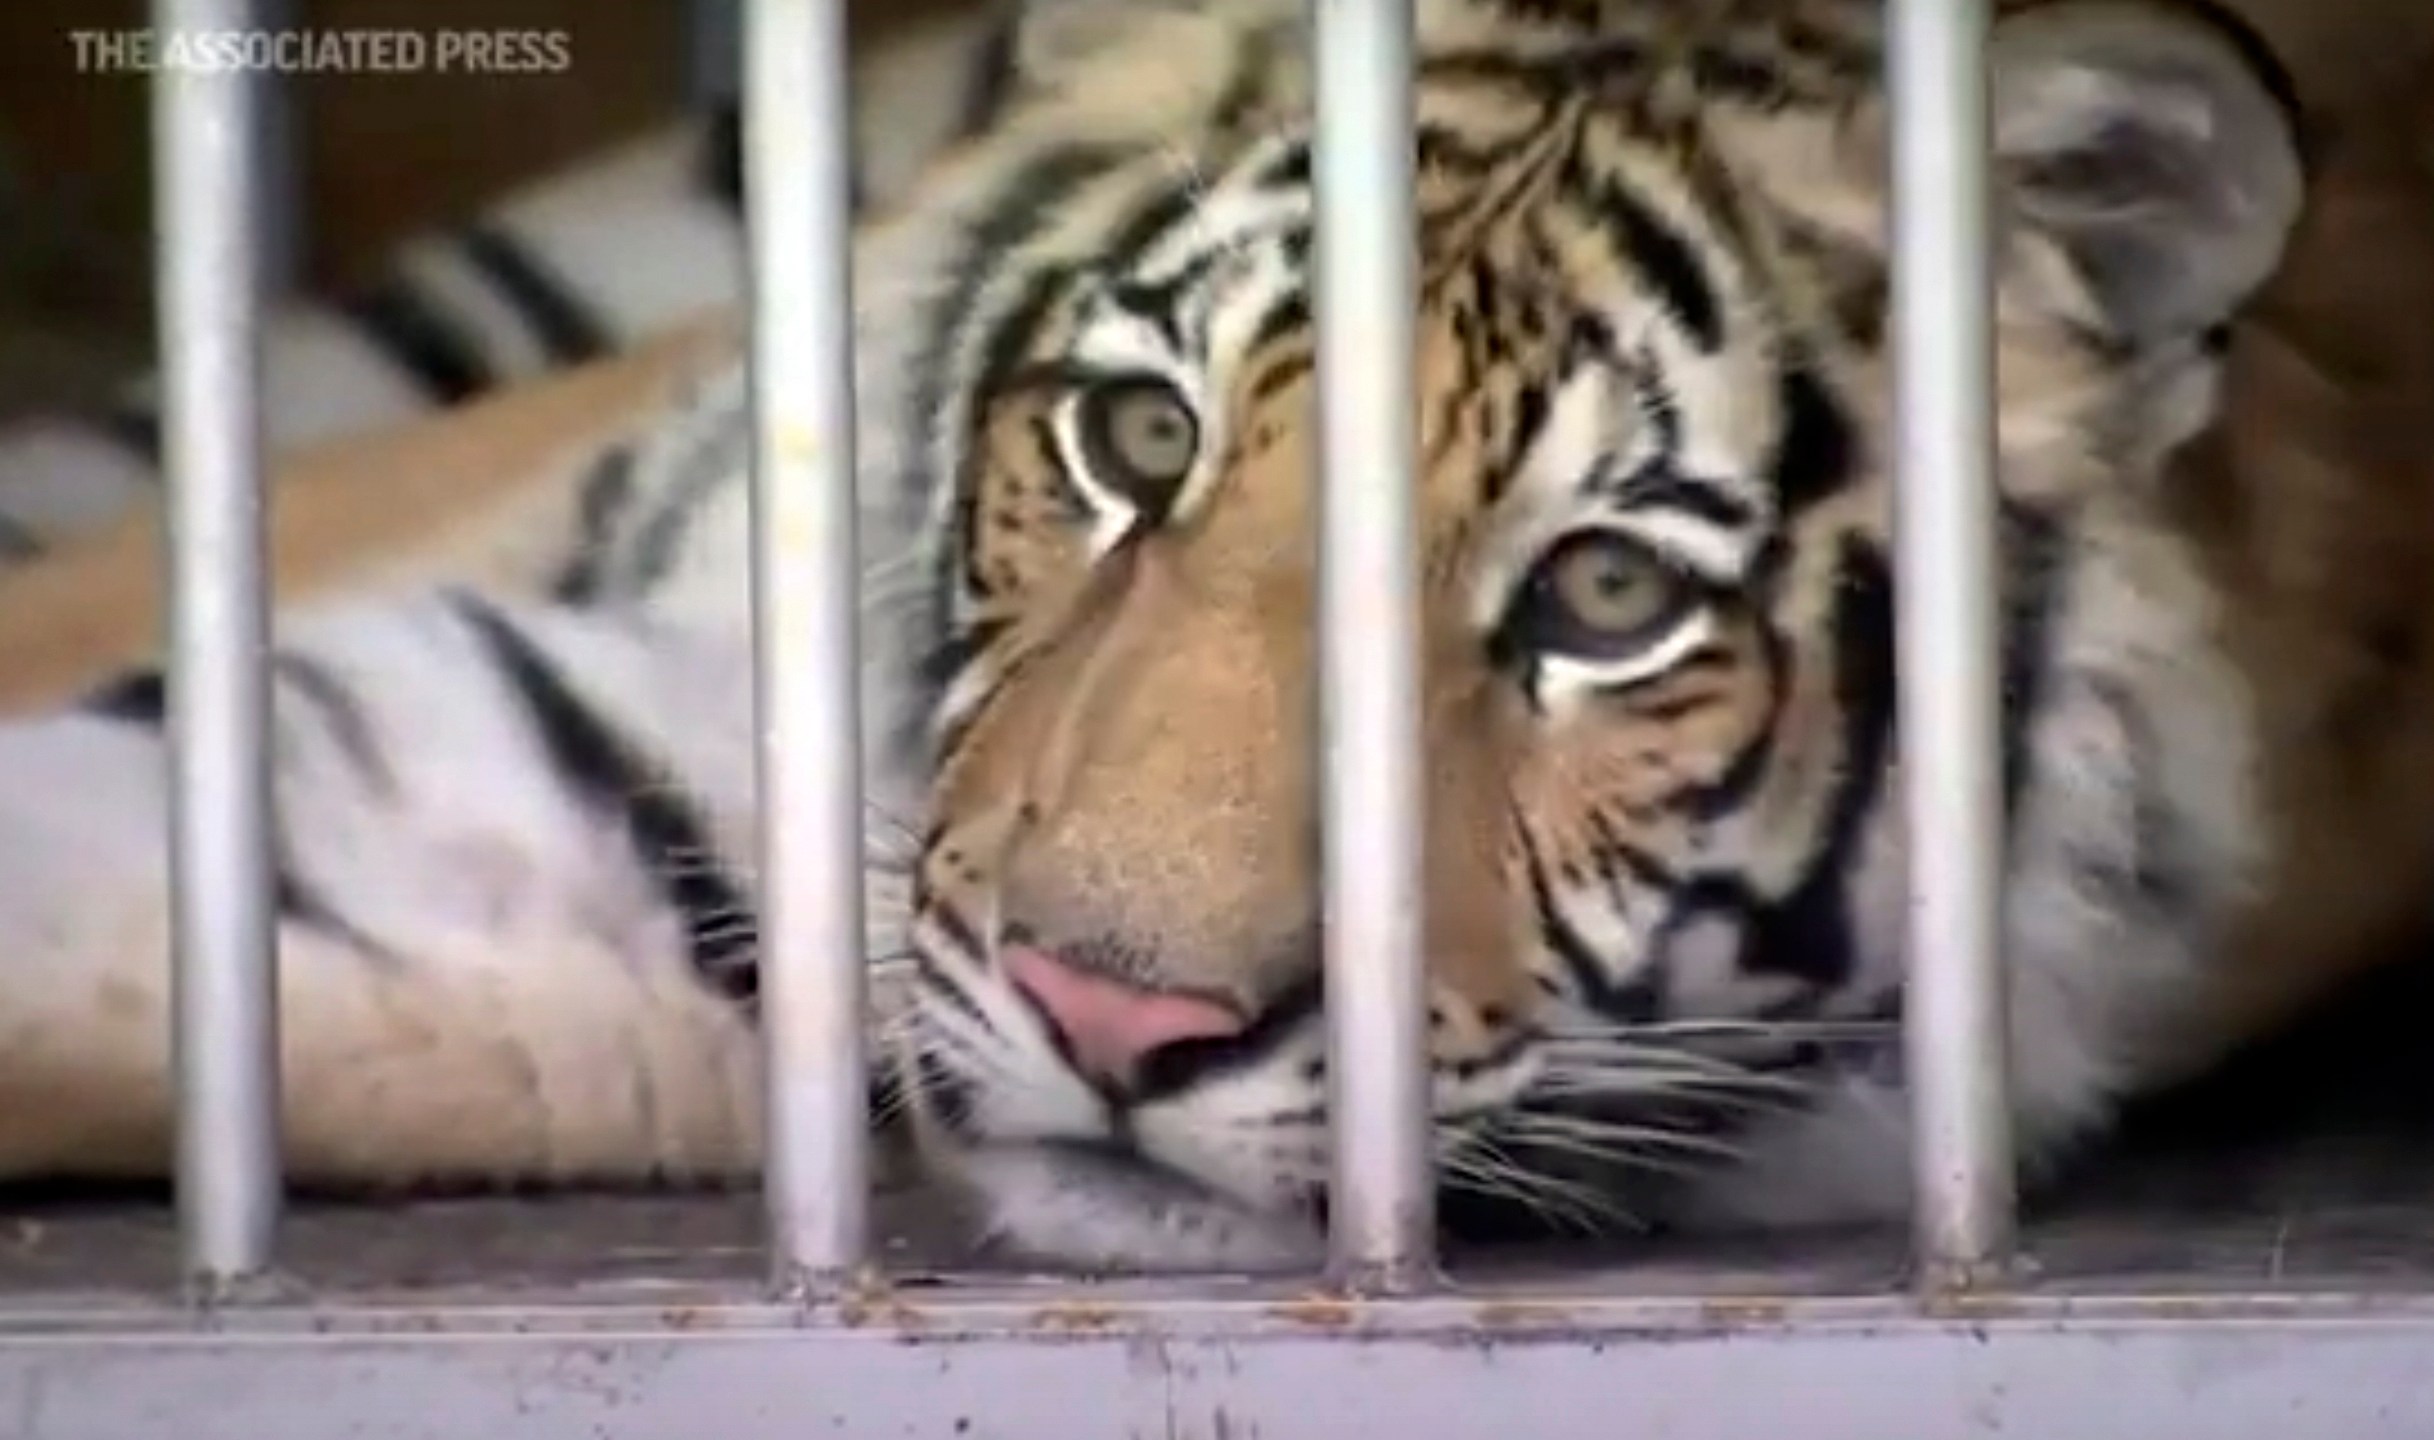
923 898 993 981
1776 16 1879 79
910 1049 980 1137
257 653 404 960
1415 119 1545 177
1102 182 1208 278
73 656 400 956
912 617 1007 703
79 656 386 782
1998 503 2063 826
702 100 743 212
1627 353 1683 454
953 268 1079 604
80 665 167 726
271 830 403 967
551 444 643 603
1420 41 1650 100
912 144 1130 700
96 398 164 470
456 224 614 365
1582 809 1679 891
0 512 40 561
628 409 749 590
1174 20 1267 135
1514 813 1658 1024
2146 0 2304 139
2073 673 2197 915
1106 279 1192 354
1768 360 1857 515
911 142 1127 457
1564 158 1724 351
1254 141 1311 193
1614 470 1759 533
272 653 396 797
336 275 495 403
953 17 1022 141
453 596 760 1007
1721 540 1895 989
1688 46 1803 106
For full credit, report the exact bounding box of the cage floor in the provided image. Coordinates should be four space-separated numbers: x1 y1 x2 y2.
0 949 2429 1312
0 1172 2429 1311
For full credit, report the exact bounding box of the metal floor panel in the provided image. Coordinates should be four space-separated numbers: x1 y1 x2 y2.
2 1182 2433 1302
0 1184 2427 1436
0 1282 2431 1439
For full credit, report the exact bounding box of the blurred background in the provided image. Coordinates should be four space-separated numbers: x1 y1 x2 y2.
0 0 2420 543
0 0 698 423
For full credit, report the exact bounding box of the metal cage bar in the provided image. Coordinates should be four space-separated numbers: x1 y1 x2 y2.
1311 0 1436 1288
154 0 285 1291
743 0 872 1287
1886 0 2017 1284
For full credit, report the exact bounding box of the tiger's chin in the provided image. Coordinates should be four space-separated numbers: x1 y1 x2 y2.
940 1139 1328 1275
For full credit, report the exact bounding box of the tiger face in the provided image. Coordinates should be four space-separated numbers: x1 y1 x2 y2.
870 0 2303 1269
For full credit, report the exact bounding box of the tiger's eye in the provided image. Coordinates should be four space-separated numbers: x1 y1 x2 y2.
1551 536 1671 631
1075 375 1200 513
1515 531 1693 658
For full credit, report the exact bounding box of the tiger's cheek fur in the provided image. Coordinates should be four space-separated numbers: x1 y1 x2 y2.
1512 613 1780 825
963 391 1107 604
1505 611 1781 946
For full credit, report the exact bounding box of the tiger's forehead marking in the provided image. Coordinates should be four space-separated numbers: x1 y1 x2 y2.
1025 98 1815 600
937 9 1884 665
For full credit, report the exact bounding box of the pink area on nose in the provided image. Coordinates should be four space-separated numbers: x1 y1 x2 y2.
1002 943 1247 1084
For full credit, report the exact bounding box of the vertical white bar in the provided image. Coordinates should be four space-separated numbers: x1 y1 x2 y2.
154 0 283 1288
745 0 869 1287
1887 0 2016 1284
1311 0 1434 1288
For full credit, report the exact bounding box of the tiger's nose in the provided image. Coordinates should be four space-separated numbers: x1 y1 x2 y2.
1002 943 1248 1089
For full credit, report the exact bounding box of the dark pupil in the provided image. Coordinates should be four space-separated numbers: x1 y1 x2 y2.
1121 397 1186 473
1568 549 1645 624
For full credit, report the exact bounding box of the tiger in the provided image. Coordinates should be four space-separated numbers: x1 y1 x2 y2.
0 0 1022 568
0 0 2431 1278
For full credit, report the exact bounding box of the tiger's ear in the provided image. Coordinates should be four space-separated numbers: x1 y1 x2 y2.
1992 0 2305 343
